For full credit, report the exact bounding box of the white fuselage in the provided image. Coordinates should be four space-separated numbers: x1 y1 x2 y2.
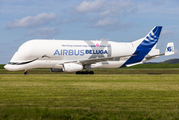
4 39 136 71
4 26 174 73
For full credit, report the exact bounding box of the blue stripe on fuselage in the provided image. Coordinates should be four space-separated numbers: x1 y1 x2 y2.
121 48 151 67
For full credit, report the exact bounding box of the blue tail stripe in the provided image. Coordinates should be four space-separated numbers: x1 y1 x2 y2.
121 26 162 67
139 26 162 48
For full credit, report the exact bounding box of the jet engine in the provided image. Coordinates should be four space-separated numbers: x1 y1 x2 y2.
63 63 83 72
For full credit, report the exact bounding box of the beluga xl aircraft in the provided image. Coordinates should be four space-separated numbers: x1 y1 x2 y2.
4 26 174 75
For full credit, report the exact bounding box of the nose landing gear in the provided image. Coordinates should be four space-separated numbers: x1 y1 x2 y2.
24 70 28 75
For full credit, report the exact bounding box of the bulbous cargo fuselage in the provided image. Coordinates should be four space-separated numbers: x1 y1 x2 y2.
4 39 135 71
4 26 174 74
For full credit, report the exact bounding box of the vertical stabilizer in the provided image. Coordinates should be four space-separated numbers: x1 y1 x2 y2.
122 26 162 67
132 26 162 48
138 26 162 48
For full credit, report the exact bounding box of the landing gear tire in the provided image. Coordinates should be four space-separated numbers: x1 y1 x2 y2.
76 71 94 75
24 70 28 75
76 71 81 74
84 71 88 74
24 72 28 75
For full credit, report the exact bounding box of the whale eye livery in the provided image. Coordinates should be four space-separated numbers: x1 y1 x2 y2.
4 26 175 75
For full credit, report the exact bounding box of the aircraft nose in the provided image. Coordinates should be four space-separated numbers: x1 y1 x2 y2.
4 64 15 71
4 64 21 71
4 64 10 71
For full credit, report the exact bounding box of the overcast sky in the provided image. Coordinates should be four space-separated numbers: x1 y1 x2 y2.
0 0 179 64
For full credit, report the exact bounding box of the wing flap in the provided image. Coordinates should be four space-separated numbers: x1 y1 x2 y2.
79 54 134 65
62 54 134 65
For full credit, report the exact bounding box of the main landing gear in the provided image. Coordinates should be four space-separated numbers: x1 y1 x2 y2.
24 70 28 75
76 71 94 75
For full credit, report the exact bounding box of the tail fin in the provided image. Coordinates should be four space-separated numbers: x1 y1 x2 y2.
138 26 162 48
165 42 174 56
122 26 162 66
132 26 162 48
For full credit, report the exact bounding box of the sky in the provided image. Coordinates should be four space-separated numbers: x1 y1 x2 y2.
0 0 179 64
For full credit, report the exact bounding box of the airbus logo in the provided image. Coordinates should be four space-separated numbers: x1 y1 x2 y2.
167 46 172 52
54 49 108 56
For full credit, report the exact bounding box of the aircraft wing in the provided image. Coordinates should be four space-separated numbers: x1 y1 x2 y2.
79 54 133 65
64 54 135 65
145 53 165 60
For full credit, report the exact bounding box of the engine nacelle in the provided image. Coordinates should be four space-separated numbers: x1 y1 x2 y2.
90 63 102 69
63 63 83 72
50 68 64 72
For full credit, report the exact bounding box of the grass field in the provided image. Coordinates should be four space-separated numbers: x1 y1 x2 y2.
0 74 179 119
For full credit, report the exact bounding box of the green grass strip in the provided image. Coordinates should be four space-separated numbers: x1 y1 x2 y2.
0 74 179 119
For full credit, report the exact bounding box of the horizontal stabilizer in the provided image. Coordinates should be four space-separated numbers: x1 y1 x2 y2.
126 62 143 67
165 42 174 56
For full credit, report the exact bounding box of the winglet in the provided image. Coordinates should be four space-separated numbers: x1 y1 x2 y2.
165 42 174 56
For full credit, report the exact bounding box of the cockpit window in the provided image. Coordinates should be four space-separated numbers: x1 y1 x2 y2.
8 62 18 65
8 58 39 65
